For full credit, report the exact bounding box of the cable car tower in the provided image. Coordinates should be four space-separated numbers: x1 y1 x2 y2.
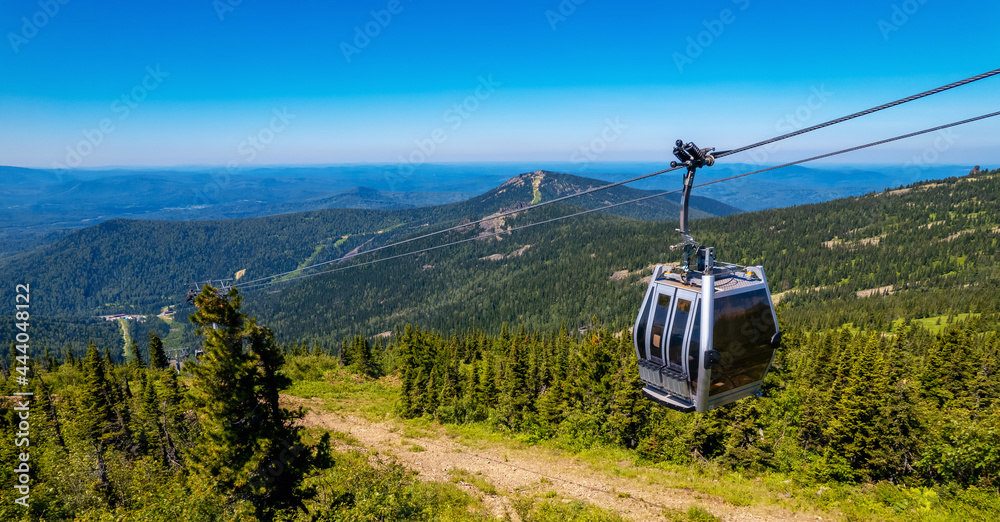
633 140 781 413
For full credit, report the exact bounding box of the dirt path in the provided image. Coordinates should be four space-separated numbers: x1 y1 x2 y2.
282 395 822 522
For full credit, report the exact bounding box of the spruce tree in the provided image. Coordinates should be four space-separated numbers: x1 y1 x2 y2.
148 332 169 370
81 342 115 443
128 340 145 371
188 285 311 515
480 354 499 410
398 328 417 417
33 376 65 449
498 337 531 430
160 367 185 466
137 372 162 458
80 341 115 499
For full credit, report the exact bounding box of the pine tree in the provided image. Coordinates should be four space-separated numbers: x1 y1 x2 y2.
398 328 417 417
824 332 894 479
33 376 65 449
720 399 772 470
498 336 531 430
80 341 115 499
149 332 169 370
338 336 353 367
138 372 163 458
160 367 185 467
604 332 649 448
81 342 115 443
103 346 115 368
436 353 461 422
347 335 379 378
922 327 973 408
480 354 498 410
188 286 311 515
536 380 566 433
128 340 145 371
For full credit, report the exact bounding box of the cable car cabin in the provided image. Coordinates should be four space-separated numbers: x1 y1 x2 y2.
633 263 780 413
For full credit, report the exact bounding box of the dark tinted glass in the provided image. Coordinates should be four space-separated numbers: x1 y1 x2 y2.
709 289 777 396
688 302 700 384
667 298 691 368
649 293 671 361
634 290 654 360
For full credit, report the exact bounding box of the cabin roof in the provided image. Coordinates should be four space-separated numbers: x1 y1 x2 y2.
653 266 766 295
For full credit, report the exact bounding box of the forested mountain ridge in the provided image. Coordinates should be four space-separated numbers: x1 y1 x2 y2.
0 170 737 318
250 167 1000 344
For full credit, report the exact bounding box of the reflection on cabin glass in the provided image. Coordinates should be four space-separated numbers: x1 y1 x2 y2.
667 298 691 369
650 293 671 362
635 291 653 360
688 304 700 384
709 289 777 396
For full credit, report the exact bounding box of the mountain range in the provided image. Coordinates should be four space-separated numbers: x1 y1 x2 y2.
2 162 976 259
3 166 998 357
0 170 739 319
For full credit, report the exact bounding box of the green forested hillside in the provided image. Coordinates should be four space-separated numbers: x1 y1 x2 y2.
384 318 999 490
252 168 1000 344
7 293 995 520
7 167 997 360
4 167 1000 520
0 170 735 319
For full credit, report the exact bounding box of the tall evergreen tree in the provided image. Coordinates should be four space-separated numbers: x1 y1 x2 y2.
80 341 116 499
188 286 312 515
148 332 169 370
128 339 145 371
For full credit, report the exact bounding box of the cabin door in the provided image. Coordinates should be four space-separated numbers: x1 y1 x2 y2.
667 291 698 375
646 288 674 366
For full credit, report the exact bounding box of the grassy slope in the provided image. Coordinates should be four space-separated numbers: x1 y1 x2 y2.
280 360 998 521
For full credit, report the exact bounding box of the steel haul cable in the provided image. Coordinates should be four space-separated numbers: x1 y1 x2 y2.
231 68 1000 288
236 110 1000 291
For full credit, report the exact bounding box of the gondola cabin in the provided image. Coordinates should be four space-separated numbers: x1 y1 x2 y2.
633 259 780 413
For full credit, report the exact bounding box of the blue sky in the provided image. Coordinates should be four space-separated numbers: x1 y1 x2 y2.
1 0 997 169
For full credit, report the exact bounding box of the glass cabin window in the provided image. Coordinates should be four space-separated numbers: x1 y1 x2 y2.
649 293 671 362
709 289 777 396
667 298 692 369
688 302 701 385
635 290 654 360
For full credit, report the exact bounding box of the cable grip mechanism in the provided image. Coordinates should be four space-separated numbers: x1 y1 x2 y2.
668 140 716 278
